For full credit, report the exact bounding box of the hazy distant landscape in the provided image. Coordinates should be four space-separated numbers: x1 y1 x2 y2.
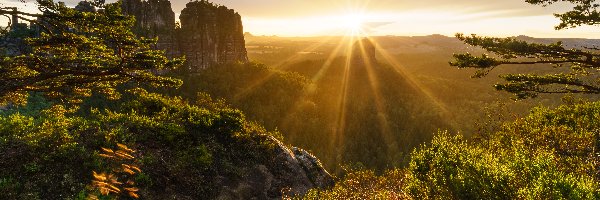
245 34 596 129
235 34 598 171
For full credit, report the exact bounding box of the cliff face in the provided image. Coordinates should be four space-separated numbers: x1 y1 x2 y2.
121 0 248 71
121 0 175 34
179 1 248 70
121 0 178 58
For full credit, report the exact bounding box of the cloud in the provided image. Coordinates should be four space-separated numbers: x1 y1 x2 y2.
364 22 394 28
361 21 395 34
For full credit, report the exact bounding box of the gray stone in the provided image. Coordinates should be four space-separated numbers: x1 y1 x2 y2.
216 136 335 199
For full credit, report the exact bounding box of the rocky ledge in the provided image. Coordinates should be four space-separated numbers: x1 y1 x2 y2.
216 136 334 199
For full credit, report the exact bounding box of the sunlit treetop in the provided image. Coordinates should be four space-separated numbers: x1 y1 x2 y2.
451 0 600 99
526 0 600 29
0 0 183 106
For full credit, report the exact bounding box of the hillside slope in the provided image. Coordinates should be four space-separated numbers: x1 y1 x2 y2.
0 90 333 199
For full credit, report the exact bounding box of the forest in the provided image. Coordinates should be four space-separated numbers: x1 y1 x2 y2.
0 0 599 199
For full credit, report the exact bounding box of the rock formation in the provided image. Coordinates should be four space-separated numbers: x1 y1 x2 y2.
178 1 248 70
121 0 248 71
121 0 178 58
352 38 377 66
121 0 175 34
216 136 334 199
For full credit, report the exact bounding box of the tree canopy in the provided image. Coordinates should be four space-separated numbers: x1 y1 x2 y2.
451 0 600 99
0 0 183 106
526 0 600 30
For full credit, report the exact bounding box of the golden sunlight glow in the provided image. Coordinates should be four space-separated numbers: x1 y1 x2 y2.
4 0 598 38
341 13 366 36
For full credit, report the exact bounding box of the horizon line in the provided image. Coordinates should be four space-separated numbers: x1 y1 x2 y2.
244 33 600 40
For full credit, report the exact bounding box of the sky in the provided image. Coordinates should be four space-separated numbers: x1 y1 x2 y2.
2 0 600 38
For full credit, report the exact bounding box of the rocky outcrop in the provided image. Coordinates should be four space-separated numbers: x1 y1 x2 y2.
216 136 334 199
121 0 178 58
121 0 248 71
121 0 175 37
178 1 248 70
352 38 377 66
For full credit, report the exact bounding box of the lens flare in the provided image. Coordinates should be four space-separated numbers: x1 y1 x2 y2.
342 13 366 36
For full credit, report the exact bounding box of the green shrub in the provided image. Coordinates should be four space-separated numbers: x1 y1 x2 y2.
405 101 600 199
302 169 408 199
304 101 600 199
0 90 281 199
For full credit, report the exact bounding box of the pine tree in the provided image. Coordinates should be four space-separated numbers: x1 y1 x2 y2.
451 0 600 99
0 0 183 105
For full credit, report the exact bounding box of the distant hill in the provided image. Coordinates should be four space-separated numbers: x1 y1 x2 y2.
514 35 600 49
242 34 600 171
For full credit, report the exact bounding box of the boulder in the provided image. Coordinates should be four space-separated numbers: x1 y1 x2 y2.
217 136 334 199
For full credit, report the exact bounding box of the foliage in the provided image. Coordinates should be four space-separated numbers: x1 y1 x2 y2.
0 0 183 106
173 58 448 173
405 101 600 199
301 169 409 200
173 62 309 131
406 132 599 199
304 101 600 199
450 33 600 99
451 0 600 99
0 92 53 116
526 0 600 30
0 90 280 199
0 1 287 199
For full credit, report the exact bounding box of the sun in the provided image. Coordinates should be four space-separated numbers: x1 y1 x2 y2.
342 13 366 36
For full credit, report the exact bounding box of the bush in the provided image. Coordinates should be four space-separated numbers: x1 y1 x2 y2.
405 101 600 199
0 90 281 199
303 101 600 199
302 169 409 199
